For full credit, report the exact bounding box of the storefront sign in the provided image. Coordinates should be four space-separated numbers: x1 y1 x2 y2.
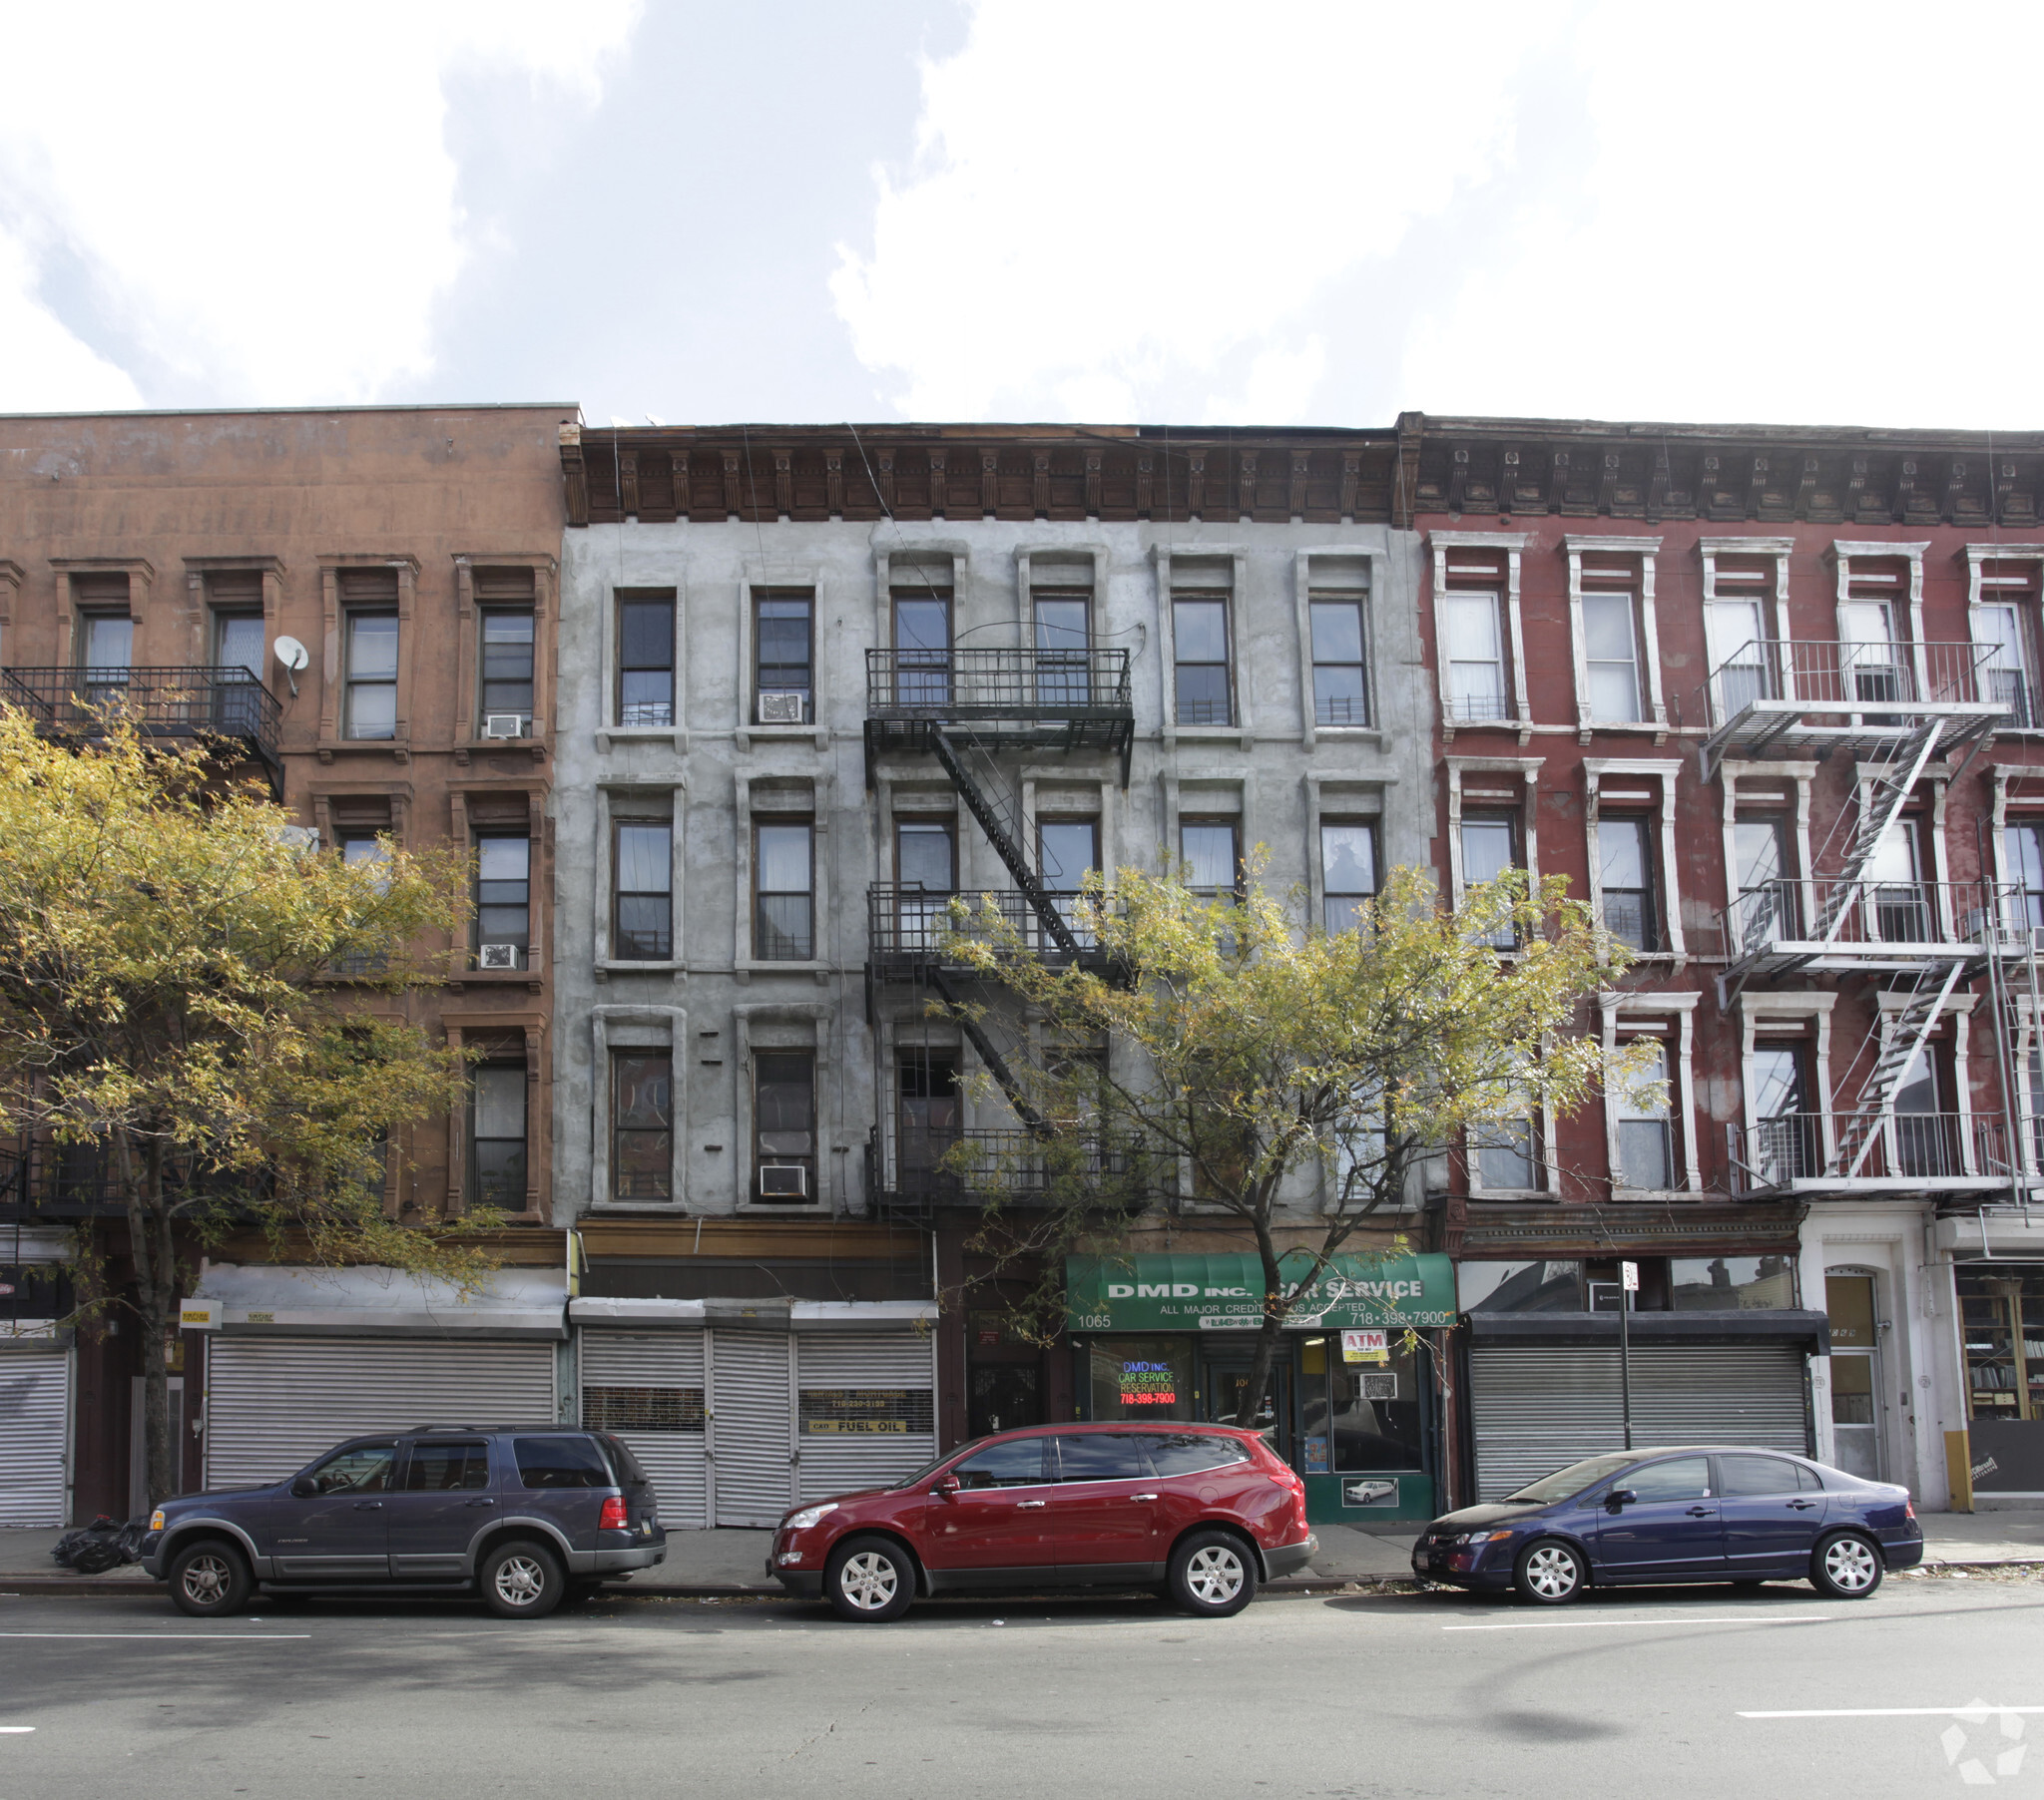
1341 1329 1388 1364
1066 1250 1456 1332
178 1299 220 1331
1117 1359 1180 1407
797 1388 935 1435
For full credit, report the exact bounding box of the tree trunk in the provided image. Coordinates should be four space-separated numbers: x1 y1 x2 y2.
120 1130 179 1512
1235 1225 1287 1451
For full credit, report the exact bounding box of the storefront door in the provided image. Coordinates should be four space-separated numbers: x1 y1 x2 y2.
1824 1274 1883 1482
1202 1356 1292 1467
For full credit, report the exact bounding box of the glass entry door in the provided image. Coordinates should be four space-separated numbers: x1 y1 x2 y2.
1824 1273 1883 1481
1202 1354 1292 1468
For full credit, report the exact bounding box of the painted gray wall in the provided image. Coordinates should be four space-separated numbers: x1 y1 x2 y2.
551 518 1433 1226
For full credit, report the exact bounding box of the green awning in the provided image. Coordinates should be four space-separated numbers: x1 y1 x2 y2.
1066 1250 1457 1332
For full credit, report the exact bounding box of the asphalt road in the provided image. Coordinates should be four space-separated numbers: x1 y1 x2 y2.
0 1574 2040 1800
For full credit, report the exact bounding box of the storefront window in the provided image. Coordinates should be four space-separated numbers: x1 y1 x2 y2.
1085 1337 1195 1423
1669 1256 1798 1311
1458 1261 1584 1312
1957 1265 2044 1423
1298 1334 1426 1473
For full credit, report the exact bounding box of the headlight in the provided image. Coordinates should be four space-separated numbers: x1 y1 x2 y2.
1455 1530 1513 1546
149 1510 165 1533
783 1503 838 1533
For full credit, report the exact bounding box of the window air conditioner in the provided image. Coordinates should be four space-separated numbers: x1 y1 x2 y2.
757 690 805 725
758 1164 808 1199
483 714 527 739
477 944 520 971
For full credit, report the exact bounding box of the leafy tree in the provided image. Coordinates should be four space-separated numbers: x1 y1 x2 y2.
0 709 485 1506
939 857 1654 1435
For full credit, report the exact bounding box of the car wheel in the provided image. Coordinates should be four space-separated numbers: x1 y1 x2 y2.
1810 1531 1883 1599
479 1539 567 1619
824 1536 914 1623
1513 1539 1587 1605
1168 1530 1259 1618
168 1540 253 1618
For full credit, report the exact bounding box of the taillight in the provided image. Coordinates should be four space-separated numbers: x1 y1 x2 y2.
599 1496 629 1531
1904 1500 1916 1521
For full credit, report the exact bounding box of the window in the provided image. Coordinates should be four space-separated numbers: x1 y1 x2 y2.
403 1441 490 1492
1053 1434 1151 1482
81 612 133 696
1138 1433 1251 1476
1035 592 1091 707
1309 597 1368 726
1735 814 1796 941
898 1051 961 1178
1956 1266 2044 1423
754 1052 815 1202
1751 1041 1814 1182
1616 1041 1672 1189
1706 591 1771 718
1180 819 1240 900
470 1065 527 1209
613 822 673 960
1670 1256 1796 1311
1460 814 1519 948
1864 818 1930 943
215 612 263 678
611 1051 673 1201
1597 817 1657 951
474 834 531 970
1173 598 1232 725
1442 592 1507 721
1892 1045 1956 1178
345 612 398 739
514 1437 612 1490
892 591 952 707
894 819 955 951
1321 821 1377 933
1581 591 1643 722
951 1437 1052 1488
755 821 814 960
2008 821 2044 932
1085 1338 1195 1423
1473 1118 1539 1192
1039 818 1100 946
304 1442 395 1495
1841 592 1905 703
1627 1457 1713 1502
1977 602 2034 726
479 607 535 731
755 592 812 722
617 593 676 727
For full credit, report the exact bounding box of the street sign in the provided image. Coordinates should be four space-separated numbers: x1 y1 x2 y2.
1620 1260 1640 1292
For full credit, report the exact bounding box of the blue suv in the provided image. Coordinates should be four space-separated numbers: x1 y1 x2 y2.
141 1426 667 1619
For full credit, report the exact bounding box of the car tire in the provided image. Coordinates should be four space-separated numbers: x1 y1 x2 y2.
824 1536 915 1623
1810 1531 1883 1600
168 1540 253 1618
479 1539 567 1619
1168 1530 1259 1618
1513 1539 1587 1605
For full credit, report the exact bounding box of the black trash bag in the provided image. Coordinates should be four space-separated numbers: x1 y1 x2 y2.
51 1515 140 1575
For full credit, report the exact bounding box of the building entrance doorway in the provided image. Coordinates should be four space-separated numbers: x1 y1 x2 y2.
1202 1355 1292 1467
1825 1272 1883 1481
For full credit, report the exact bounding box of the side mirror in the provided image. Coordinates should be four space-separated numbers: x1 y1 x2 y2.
931 1475 960 1500
289 1475 318 1499
1607 1488 1637 1510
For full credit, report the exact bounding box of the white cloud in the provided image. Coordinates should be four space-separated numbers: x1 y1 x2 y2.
831 0 1529 420
0 0 639 410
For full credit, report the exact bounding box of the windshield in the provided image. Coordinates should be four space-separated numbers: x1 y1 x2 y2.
890 1439 986 1490
1502 1452 1641 1504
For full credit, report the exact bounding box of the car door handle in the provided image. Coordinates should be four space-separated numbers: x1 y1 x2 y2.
465 1499 496 1508
1015 1500 1047 1509
1132 1494 1160 1503
352 1501 384 1511
1686 1507 1716 1518
1788 1500 1817 1511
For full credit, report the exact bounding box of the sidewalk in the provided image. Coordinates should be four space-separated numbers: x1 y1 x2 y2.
3 1511 2036 1596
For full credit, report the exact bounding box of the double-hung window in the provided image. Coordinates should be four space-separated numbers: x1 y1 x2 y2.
2008 820 2044 933
1751 1042 1814 1182
1597 817 1657 952
1474 1117 1541 1192
1460 814 1520 949
617 593 676 727
1181 820 1240 901
345 612 398 739
1978 602 2033 725
1035 592 1091 708
1039 818 1101 948
755 592 812 723
613 822 673 961
1581 590 1644 722
1309 597 1368 726
479 607 535 734
755 821 814 960
1320 821 1377 934
894 819 955 953
1442 590 1507 722
75 572 133 699
474 834 531 971
1616 1042 1673 1189
1173 599 1232 725
755 1052 815 1202
470 1065 527 1209
1735 813 1795 943
1864 817 1930 944
611 1051 674 1201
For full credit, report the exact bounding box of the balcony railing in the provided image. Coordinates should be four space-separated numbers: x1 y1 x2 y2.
1703 639 2001 725
867 1125 1130 1223
2 667 283 785
865 648 1133 724
1727 1113 2008 1193
867 884 1109 977
0 1140 263 1221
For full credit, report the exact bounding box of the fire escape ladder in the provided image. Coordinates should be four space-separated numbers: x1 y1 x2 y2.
924 964 1045 1131
1831 959 1965 1177
927 726 1084 961
1813 718 1944 946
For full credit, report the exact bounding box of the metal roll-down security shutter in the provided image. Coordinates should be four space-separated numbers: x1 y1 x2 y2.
204 1338 557 1490
1470 1343 1811 1502
708 1333 795 1528
794 1332 937 1503
0 1352 71 1526
579 1331 708 1530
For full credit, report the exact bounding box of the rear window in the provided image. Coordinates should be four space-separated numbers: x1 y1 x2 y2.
598 1433 653 1488
514 1435 615 1490
1139 1432 1253 1476
1054 1434 1152 1482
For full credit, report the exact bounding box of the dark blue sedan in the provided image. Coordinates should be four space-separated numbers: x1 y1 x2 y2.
1411 1446 1923 1603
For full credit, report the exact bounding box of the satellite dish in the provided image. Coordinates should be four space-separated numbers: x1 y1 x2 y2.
273 635 309 696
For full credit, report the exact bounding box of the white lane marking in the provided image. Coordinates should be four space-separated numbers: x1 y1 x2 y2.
0 1633 309 1641
0 1726 33 1733
1743 1707 2044 1719
1445 1614 1828 1631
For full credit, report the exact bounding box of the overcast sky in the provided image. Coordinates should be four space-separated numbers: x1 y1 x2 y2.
4 1 2040 433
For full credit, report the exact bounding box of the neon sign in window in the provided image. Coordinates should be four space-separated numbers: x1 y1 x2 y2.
1119 1360 1177 1406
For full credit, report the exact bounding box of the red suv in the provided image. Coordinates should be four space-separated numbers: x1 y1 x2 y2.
766 1422 1314 1622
